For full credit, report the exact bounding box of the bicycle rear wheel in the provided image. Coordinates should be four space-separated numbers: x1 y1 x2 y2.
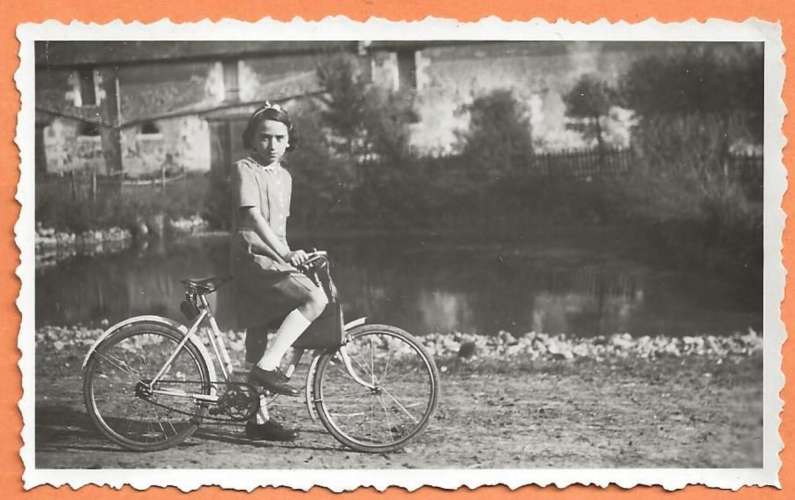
313 324 439 453
83 322 212 452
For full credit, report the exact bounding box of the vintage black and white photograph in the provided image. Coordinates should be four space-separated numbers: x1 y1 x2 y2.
17 18 784 490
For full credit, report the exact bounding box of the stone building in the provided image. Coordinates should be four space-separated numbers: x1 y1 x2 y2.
35 40 670 178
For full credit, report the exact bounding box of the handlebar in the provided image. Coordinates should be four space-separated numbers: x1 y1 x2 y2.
296 250 337 301
296 250 328 271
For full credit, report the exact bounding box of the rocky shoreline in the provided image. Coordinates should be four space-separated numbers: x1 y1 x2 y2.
35 215 210 267
36 325 762 363
35 225 133 249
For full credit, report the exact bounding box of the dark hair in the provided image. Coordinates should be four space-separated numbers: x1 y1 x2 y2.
241 103 298 151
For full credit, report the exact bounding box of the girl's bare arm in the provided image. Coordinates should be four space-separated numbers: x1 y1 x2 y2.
240 207 290 262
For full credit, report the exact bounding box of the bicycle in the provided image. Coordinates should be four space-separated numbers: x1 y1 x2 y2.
81 251 440 453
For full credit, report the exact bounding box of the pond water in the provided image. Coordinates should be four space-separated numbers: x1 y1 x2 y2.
35 229 762 337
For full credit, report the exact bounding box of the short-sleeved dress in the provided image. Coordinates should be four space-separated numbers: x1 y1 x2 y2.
229 156 318 337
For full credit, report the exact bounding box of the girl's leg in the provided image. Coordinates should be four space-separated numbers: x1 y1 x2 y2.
256 284 327 371
243 325 270 424
244 325 297 441
254 395 270 424
245 324 269 365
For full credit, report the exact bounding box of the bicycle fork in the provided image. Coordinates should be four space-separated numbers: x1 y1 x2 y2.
303 337 377 422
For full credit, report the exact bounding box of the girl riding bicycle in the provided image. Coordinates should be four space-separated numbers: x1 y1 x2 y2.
83 103 439 451
229 102 327 442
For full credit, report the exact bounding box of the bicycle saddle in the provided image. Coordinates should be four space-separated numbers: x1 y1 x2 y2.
180 276 233 294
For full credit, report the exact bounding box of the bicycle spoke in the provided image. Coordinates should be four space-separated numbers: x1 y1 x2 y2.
315 326 438 452
369 393 376 441
380 386 419 424
348 350 376 385
380 343 396 386
85 325 210 451
157 420 168 440
369 336 375 384
94 350 141 379
377 393 398 441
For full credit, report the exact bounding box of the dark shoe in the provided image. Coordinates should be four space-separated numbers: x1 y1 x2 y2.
245 420 299 442
248 366 300 397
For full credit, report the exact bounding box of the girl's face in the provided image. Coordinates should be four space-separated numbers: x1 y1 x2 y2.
251 119 290 166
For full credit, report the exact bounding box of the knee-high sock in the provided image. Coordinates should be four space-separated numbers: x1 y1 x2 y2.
256 309 311 371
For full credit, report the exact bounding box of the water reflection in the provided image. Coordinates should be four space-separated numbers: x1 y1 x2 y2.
35 233 761 336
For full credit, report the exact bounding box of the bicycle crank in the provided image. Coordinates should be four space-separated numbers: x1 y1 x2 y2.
135 380 261 423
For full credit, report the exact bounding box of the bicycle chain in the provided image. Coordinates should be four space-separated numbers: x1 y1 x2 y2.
137 380 262 423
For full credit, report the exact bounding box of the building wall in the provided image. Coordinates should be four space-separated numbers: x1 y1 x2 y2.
120 116 211 177
239 53 322 102
38 60 219 176
41 115 212 176
37 53 325 176
38 42 747 175
41 119 104 174
406 42 652 154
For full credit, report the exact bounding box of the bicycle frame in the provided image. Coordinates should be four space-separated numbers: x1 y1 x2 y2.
84 293 370 421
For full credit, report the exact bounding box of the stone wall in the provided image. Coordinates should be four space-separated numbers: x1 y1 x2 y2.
38 60 220 176
37 53 324 176
41 115 212 176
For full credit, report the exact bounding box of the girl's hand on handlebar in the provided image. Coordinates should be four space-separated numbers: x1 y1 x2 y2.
286 250 309 266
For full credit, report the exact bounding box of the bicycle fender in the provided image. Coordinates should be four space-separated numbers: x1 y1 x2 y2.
304 317 366 422
305 354 321 422
81 315 218 382
344 317 367 331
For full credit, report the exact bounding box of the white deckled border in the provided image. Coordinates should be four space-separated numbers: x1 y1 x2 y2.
15 16 786 492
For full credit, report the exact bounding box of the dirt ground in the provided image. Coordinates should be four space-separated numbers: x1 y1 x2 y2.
34 345 762 469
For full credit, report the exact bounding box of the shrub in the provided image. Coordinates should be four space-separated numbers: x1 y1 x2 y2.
455 89 534 179
36 174 210 233
287 99 357 230
562 74 620 153
618 44 763 277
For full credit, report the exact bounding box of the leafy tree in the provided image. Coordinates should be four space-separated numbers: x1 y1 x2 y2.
620 44 763 198
617 44 763 278
361 87 419 164
314 52 422 227
316 53 418 166
621 44 762 142
562 74 618 154
622 45 761 111
287 99 356 229
456 89 534 177
316 53 369 158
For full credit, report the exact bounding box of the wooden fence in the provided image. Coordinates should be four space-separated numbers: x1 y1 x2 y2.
529 148 633 180
727 151 764 200
524 148 763 200
37 148 764 211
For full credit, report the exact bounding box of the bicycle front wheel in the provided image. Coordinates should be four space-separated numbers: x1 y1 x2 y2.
313 324 439 453
83 322 212 452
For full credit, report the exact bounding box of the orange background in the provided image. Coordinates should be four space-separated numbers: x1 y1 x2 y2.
1 0 791 498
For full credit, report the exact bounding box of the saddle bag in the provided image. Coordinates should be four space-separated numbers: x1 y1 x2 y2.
293 300 344 351
292 259 345 351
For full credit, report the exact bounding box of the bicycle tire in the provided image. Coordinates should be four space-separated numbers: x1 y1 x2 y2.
312 324 440 453
83 321 212 452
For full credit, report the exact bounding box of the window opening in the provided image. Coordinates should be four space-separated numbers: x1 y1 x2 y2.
223 60 240 102
78 69 97 106
396 50 417 90
140 121 161 135
78 122 101 137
